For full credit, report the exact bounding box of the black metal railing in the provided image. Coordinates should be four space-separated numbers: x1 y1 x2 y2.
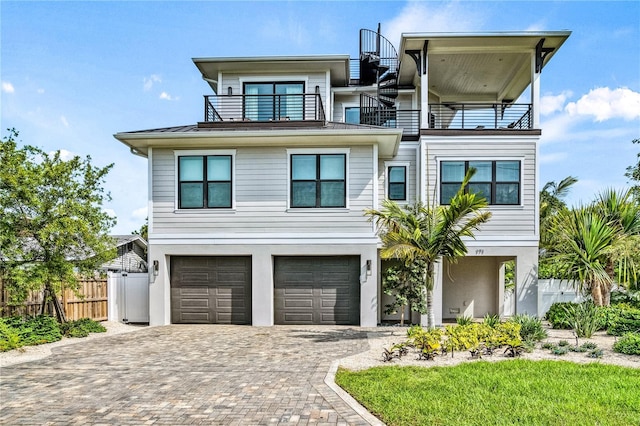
359 28 399 86
359 94 420 138
428 103 532 130
204 93 325 123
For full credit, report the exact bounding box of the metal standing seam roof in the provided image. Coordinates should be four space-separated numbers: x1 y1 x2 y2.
117 121 394 135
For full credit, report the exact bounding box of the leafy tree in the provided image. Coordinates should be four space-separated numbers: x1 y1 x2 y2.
133 217 148 241
382 258 427 326
548 189 640 305
0 129 116 322
625 138 640 201
366 170 491 328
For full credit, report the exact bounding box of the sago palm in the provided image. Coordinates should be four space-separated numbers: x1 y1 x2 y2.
366 170 491 328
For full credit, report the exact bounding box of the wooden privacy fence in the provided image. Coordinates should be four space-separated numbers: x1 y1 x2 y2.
0 279 108 321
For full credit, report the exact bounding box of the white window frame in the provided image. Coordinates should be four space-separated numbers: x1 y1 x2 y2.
173 149 237 212
286 148 350 210
384 161 410 203
342 102 360 124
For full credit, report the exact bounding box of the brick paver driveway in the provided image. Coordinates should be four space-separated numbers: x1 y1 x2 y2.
0 325 378 425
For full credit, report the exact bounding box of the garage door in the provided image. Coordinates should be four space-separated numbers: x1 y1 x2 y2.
170 256 251 324
274 256 360 325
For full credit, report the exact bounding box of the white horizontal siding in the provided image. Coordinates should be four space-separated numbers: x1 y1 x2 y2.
422 135 538 237
151 146 375 235
377 144 418 206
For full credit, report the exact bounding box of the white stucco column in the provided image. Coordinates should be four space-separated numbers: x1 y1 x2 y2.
252 247 274 326
515 248 539 316
147 245 169 326
360 246 379 327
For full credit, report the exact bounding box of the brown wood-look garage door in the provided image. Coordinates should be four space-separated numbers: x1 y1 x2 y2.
170 256 251 324
274 256 360 325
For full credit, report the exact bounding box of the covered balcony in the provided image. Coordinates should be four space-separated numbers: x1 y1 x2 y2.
199 93 326 128
428 102 532 130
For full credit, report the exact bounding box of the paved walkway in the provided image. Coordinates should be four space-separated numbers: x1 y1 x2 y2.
0 325 379 425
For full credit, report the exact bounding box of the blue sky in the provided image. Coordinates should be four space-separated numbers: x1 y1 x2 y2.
2 0 639 235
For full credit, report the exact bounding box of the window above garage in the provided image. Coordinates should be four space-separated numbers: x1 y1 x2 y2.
175 149 236 210
288 148 350 209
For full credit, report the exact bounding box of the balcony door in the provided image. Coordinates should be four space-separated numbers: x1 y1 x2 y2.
244 82 304 121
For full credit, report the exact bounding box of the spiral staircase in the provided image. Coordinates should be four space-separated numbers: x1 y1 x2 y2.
358 25 399 129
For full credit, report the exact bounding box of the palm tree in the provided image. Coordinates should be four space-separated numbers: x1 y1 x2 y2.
539 176 577 250
549 189 640 305
365 170 491 328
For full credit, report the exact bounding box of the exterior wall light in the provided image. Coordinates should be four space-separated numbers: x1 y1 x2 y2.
153 260 159 276
366 259 372 276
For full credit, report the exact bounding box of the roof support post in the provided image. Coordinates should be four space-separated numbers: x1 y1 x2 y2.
418 41 430 129
531 51 541 129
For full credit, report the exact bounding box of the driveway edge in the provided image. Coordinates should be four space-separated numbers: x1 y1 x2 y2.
324 360 385 426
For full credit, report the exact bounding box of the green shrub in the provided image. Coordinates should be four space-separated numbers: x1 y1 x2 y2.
610 290 640 309
456 315 473 326
19 316 62 345
596 305 622 331
0 319 23 352
509 314 548 342
612 333 640 355
60 318 106 338
483 313 501 328
607 308 640 336
545 302 577 329
564 301 600 338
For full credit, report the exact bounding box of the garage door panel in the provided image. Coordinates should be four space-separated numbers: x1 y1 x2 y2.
284 313 314 323
274 256 360 325
170 256 251 324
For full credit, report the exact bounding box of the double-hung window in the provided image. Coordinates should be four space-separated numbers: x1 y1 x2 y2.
387 165 407 201
244 82 304 121
440 160 520 205
178 155 232 209
291 154 346 208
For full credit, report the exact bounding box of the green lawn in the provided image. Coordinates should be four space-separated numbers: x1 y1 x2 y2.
335 360 640 426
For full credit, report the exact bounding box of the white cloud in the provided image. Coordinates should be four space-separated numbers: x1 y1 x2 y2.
37 88 45 94
540 91 573 116
104 208 117 219
143 74 161 91
48 149 77 161
60 115 69 127
383 0 484 47
565 87 640 122
2 81 15 93
159 92 177 101
131 206 148 221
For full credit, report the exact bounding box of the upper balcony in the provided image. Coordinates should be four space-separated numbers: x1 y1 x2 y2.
428 102 532 130
199 93 326 128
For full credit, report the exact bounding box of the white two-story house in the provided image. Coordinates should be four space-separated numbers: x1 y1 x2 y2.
115 27 570 327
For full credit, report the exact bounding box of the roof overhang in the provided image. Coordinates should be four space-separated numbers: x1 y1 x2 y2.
398 31 571 102
114 126 402 159
193 55 351 93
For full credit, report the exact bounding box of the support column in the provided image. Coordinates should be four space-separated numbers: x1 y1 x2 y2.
531 53 541 129
420 52 430 129
252 247 274 326
515 248 539 316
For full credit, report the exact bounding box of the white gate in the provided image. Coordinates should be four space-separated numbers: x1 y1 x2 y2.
108 272 149 323
537 279 584 318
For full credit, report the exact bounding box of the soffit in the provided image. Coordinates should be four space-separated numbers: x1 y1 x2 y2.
193 55 351 93
398 32 570 102
114 126 402 159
